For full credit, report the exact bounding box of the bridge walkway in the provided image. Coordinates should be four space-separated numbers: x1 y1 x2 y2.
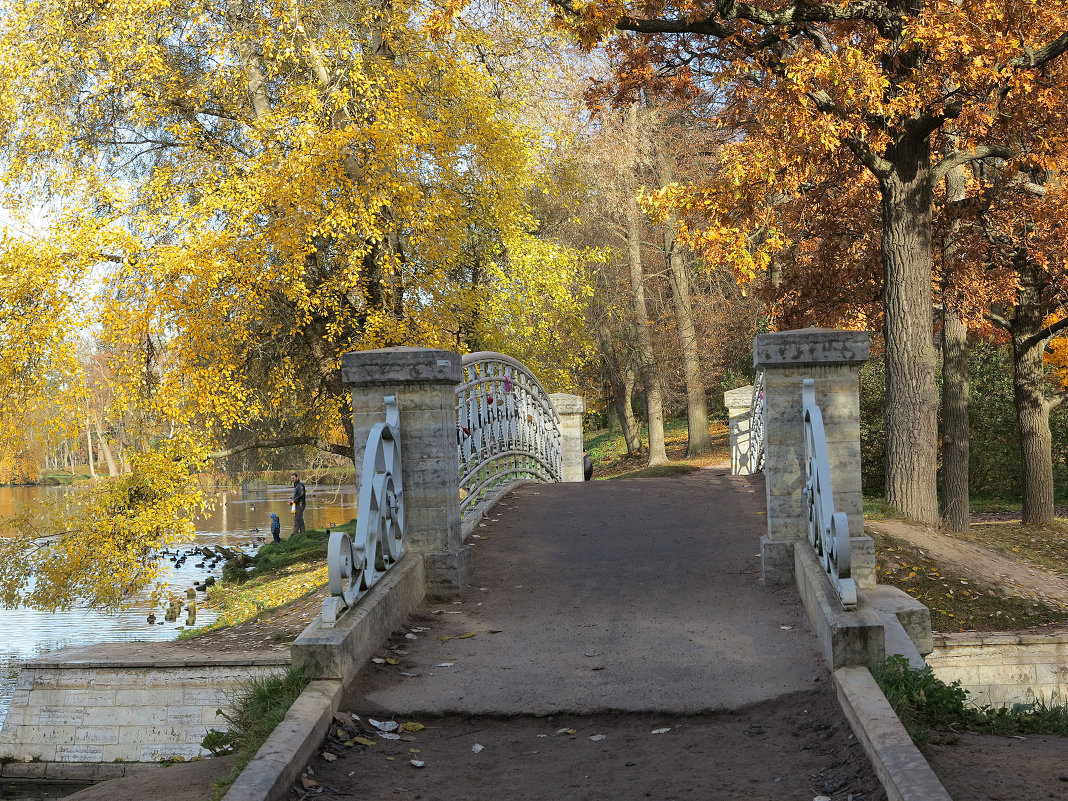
348 468 826 715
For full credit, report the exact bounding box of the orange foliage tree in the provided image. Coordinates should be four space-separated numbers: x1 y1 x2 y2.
554 0 1068 524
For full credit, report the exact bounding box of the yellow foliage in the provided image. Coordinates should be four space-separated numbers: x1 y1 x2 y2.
0 445 206 611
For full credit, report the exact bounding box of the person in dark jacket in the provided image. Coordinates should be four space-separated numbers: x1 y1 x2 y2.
270 512 281 543
291 473 307 536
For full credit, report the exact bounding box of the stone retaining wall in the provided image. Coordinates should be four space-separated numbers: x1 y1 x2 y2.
0 644 288 780
927 630 1068 707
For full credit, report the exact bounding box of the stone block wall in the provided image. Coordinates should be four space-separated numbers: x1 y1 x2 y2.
927 631 1068 707
723 386 755 475
550 393 586 483
0 645 288 770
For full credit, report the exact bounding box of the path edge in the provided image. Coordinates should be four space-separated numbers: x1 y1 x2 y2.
222 555 425 801
833 665 953 801
222 481 526 801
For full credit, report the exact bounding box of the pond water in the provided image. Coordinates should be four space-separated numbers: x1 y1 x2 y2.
0 482 358 731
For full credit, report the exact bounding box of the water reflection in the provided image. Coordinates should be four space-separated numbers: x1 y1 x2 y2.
0 482 357 731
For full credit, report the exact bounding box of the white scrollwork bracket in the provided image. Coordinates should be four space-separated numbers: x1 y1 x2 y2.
322 396 405 627
801 378 857 610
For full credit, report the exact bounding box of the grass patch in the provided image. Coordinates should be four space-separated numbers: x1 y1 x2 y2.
873 655 1068 745
183 522 352 636
872 530 1068 632
862 495 909 521
585 418 729 479
611 463 702 480
206 666 310 800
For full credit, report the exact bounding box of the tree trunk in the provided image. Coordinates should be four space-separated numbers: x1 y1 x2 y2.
879 141 940 524
1011 260 1056 524
85 410 97 480
662 224 711 457
625 196 667 466
656 152 711 457
93 415 119 477
941 307 969 531
595 316 642 455
619 365 642 455
625 106 667 467
939 159 970 532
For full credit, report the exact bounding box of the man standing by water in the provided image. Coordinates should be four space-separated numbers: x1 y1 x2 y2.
291 472 307 536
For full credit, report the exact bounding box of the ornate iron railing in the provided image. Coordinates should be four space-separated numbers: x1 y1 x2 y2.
750 369 766 473
801 378 856 609
321 395 405 626
457 352 562 519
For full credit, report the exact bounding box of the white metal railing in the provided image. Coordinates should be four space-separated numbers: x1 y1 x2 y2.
457 352 562 519
322 395 405 626
800 378 856 609
750 369 766 473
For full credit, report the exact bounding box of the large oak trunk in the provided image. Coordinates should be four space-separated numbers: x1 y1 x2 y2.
940 306 969 531
1012 261 1056 524
939 160 970 532
879 141 940 524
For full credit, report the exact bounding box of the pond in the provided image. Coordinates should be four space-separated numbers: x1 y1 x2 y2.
0 482 358 731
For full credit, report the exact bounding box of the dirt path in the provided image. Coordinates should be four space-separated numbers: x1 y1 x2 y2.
866 519 1068 608
295 689 884 801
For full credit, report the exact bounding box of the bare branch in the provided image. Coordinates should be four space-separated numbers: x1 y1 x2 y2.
1012 31 1068 69
208 435 351 461
986 308 1012 330
1020 314 1068 354
933 145 1015 181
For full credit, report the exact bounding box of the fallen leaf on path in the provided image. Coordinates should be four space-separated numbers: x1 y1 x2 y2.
472 744 484 753
301 777 318 789
380 732 401 740
651 728 672 735
437 662 455 667
321 752 337 762
402 722 426 732
459 631 477 639
411 760 426 768
353 737 376 747
385 657 400 665
372 658 386 664
780 625 793 631
590 734 606 741
555 728 576 735
438 635 452 642
370 719 400 732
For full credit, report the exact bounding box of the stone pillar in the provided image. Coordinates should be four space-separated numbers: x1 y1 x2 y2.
755 329 873 588
550 393 586 482
723 385 755 476
342 347 466 600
